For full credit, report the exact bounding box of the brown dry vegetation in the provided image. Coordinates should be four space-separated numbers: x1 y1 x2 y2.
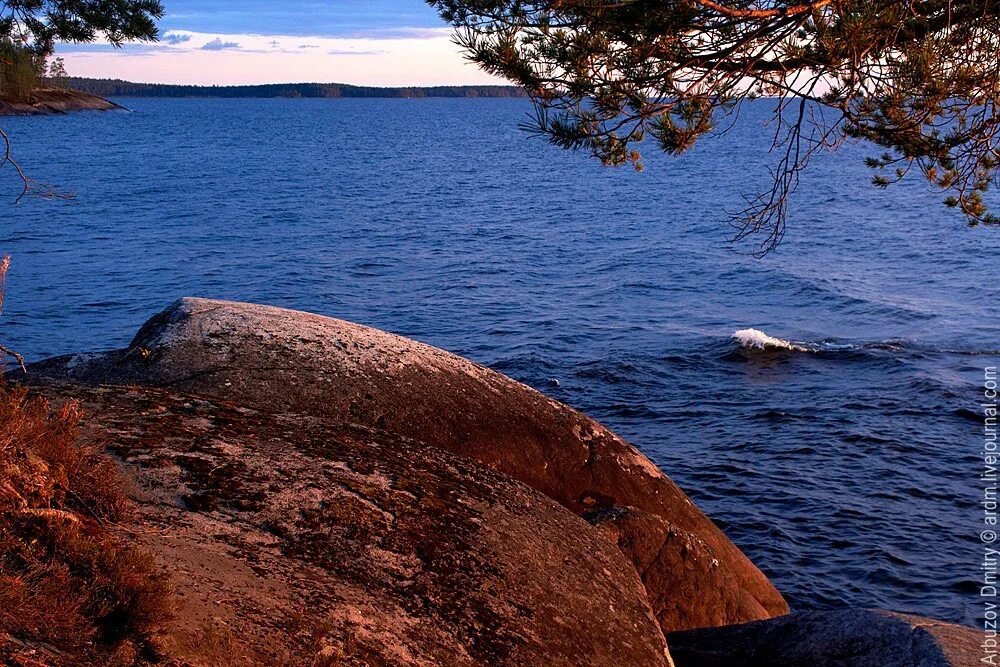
0 381 172 666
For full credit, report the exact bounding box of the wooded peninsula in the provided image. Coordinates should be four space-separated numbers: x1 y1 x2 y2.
64 77 528 99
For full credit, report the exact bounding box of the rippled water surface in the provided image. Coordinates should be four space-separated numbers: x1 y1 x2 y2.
3 98 998 624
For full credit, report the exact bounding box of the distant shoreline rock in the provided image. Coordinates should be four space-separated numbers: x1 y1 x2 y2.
0 86 121 115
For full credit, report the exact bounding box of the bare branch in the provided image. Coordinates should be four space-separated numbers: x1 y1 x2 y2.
0 255 25 372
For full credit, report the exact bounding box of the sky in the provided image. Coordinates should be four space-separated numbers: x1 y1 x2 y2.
54 1 506 86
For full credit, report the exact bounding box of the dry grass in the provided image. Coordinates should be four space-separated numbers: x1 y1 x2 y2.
163 621 262 667
0 381 172 666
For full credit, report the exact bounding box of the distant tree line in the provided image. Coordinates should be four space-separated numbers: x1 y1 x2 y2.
65 78 528 99
1 45 70 102
0 41 45 102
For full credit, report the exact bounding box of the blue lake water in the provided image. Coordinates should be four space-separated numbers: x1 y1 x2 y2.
2 97 998 625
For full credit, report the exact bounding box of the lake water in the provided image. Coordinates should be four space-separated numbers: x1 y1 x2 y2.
2 97 997 625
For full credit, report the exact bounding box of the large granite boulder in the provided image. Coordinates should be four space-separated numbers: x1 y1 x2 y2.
667 609 980 667
25 297 788 632
32 382 674 667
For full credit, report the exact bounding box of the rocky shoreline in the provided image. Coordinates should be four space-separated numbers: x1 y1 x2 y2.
9 298 980 665
0 86 121 115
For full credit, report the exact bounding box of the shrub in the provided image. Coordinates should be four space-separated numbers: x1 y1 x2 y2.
0 382 172 666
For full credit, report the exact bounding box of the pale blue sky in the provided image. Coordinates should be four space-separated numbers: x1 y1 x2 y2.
157 1 442 37
56 2 502 86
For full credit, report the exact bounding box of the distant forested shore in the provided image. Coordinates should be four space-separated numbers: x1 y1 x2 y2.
62 77 528 99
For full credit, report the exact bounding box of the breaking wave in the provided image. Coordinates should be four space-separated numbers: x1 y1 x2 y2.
732 328 810 352
730 329 998 358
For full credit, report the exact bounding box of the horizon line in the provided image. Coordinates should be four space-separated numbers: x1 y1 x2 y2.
64 76 523 89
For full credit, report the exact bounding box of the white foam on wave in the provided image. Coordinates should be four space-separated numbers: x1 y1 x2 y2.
732 328 809 352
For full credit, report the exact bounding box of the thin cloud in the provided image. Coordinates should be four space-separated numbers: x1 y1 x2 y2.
54 42 163 54
298 44 319 49
327 49 386 56
163 33 192 45
201 37 241 51
346 27 452 40
57 28 508 86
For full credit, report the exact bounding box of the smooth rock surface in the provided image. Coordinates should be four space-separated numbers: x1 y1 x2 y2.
25 297 789 631
32 382 674 667
0 86 120 115
587 506 763 632
667 609 980 667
